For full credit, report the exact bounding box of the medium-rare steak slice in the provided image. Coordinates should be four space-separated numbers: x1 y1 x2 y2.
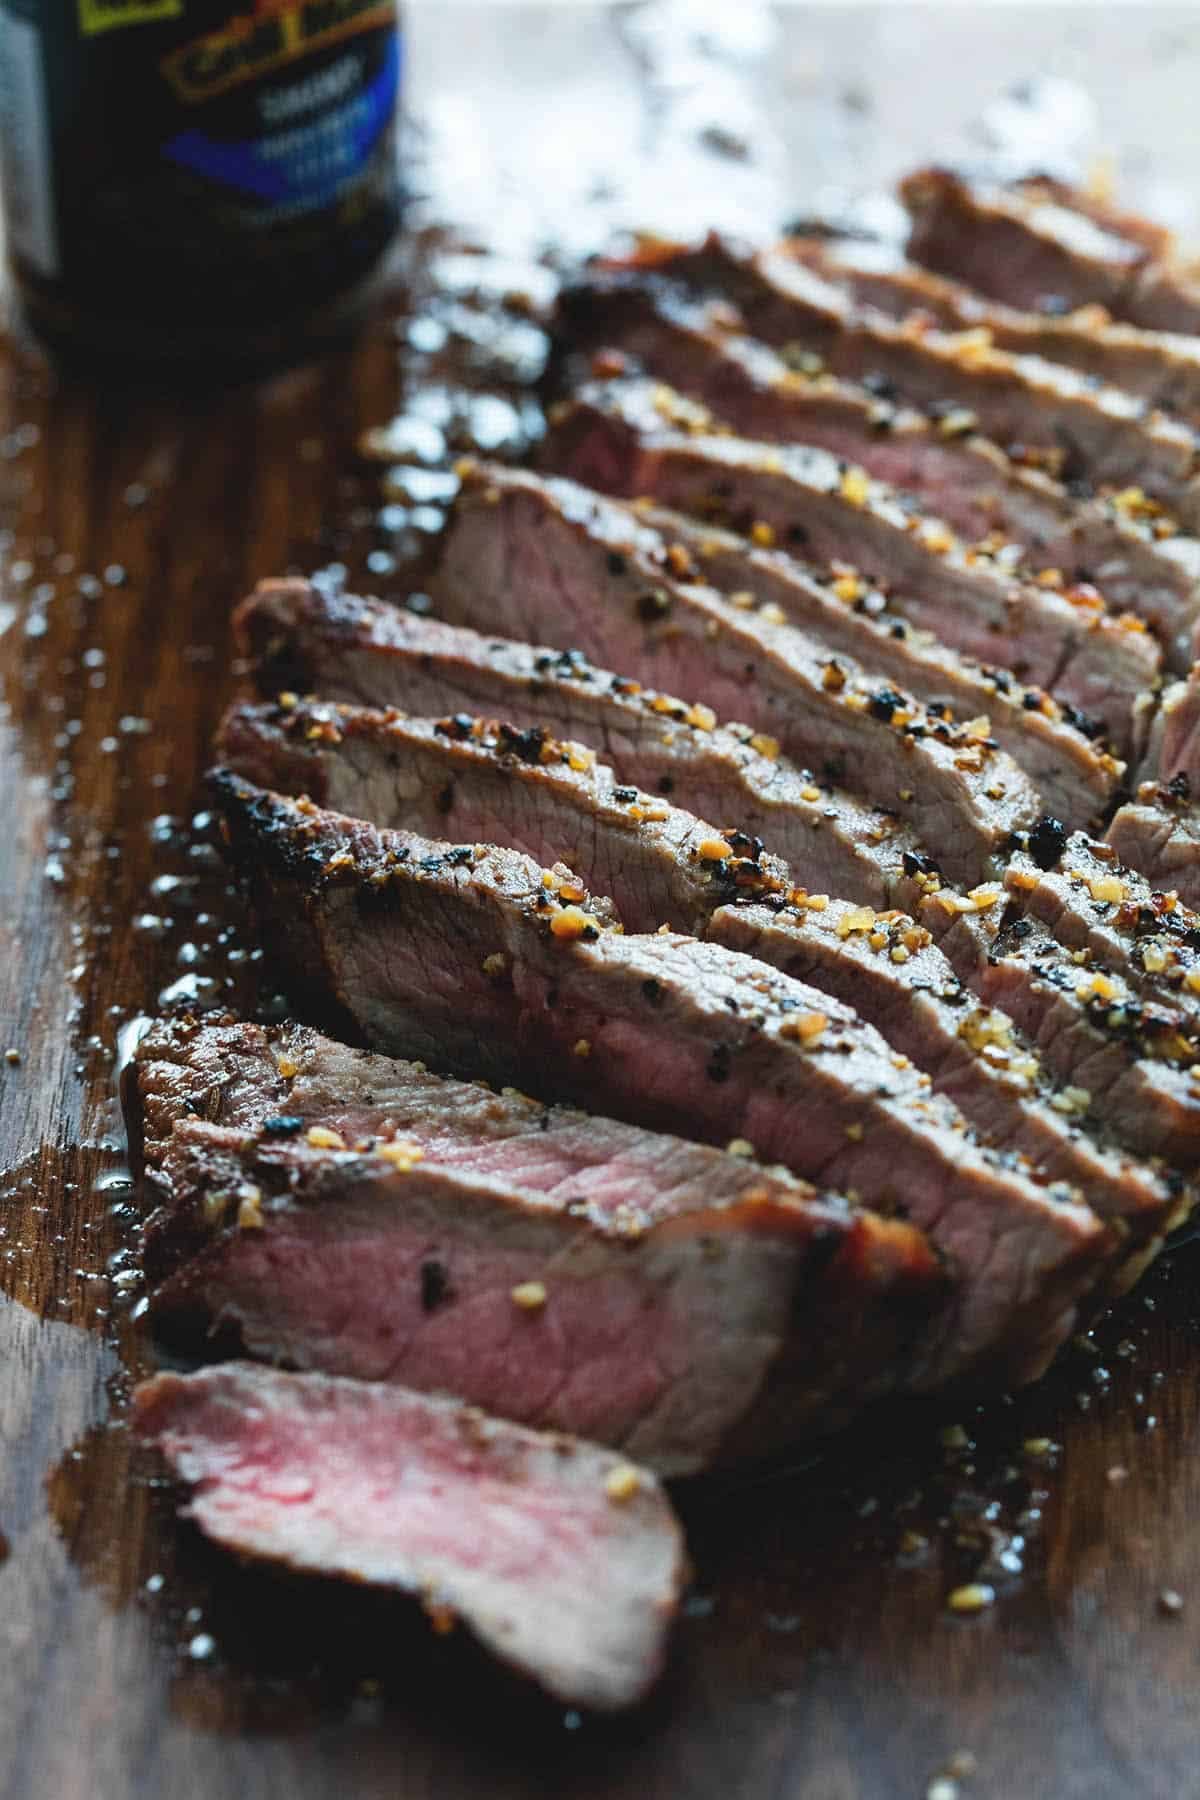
648 234 1200 529
710 898 1180 1265
435 464 1041 882
135 1362 687 1712
217 698 1172 1254
901 166 1200 337
542 379 1159 754
235 581 922 909
562 272 1200 669
925 892 1200 1168
213 774 1111 1387
130 1018 942 1471
1107 788 1200 913
794 234 1200 426
1004 830 1200 1023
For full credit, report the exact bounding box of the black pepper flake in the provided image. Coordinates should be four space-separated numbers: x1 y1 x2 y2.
868 687 906 723
446 846 473 867
642 978 663 1004
1027 815 1068 871
261 1115 304 1137
606 550 627 577
787 522 809 545
418 855 445 873
657 774 675 794
613 786 638 804
420 1258 452 1313
498 721 548 766
902 849 940 877
436 713 475 741
636 588 672 622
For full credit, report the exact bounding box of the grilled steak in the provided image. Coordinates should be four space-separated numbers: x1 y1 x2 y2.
711 899 1179 1263
901 166 1200 337
234 580 922 907
1107 794 1200 912
130 1017 943 1471
794 233 1200 426
1003 830 1200 1022
542 378 1160 754
1143 669 1200 793
563 272 1200 669
924 888 1200 1167
212 773 1112 1387
647 233 1200 529
135 1362 687 1712
435 463 1041 882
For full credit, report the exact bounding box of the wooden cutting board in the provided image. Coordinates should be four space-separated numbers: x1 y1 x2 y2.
3 9 1200 1797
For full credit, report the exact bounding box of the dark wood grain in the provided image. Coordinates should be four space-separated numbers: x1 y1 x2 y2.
5 9 1200 1797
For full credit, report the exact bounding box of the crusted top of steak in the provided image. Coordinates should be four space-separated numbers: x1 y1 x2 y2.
901 166 1200 337
794 233 1200 426
233 579 922 908
212 773 1111 1388
135 1361 687 1712
646 231 1200 530
562 269 1200 670
543 378 1159 756
436 461 1041 883
130 1017 944 1470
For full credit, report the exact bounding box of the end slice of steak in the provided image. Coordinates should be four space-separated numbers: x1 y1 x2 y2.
709 897 1181 1265
795 233 1200 426
212 773 1112 1388
1107 790 1200 914
134 1362 687 1712
923 889 1200 1168
901 166 1200 337
654 233 1200 530
542 378 1159 756
233 580 923 909
563 270 1200 671
130 1018 942 1471
436 461 1041 883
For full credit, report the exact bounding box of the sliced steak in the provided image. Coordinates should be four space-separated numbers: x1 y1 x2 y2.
436 462 1041 883
901 166 1200 337
219 698 797 936
1145 669 1200 793
795 234 1200 426
234 580 921 907
134 1362 687 1712
212 774 1112 1387
542 378 1159 754
1108 793 1200 913
710 898 1180 1265
1004 829 1200 1022
563 270 1200 669
924 890 1200 1167
130 1017 942 1471
649 233 1200 530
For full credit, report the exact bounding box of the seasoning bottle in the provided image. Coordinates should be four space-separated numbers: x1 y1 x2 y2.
0 0 404 365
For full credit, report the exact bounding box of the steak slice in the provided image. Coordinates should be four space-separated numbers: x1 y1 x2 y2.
1004 830 1200 1023
649 233 1200 530
710 898 1180 1264
435 462 1041 883
130 1018 942 1471
901 166 1200 337
218 697 1178 1259
218 699 797 936
134 1362 687 1712
1107 795 1200 913
234 581 921 908
563 271 1200 669
1144 669 1200 793
794 234 1200 426
213 774 1111 1386
543 378 1159 755
924 892 1200 1167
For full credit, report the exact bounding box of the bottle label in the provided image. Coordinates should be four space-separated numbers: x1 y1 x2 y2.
0 0 403 327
